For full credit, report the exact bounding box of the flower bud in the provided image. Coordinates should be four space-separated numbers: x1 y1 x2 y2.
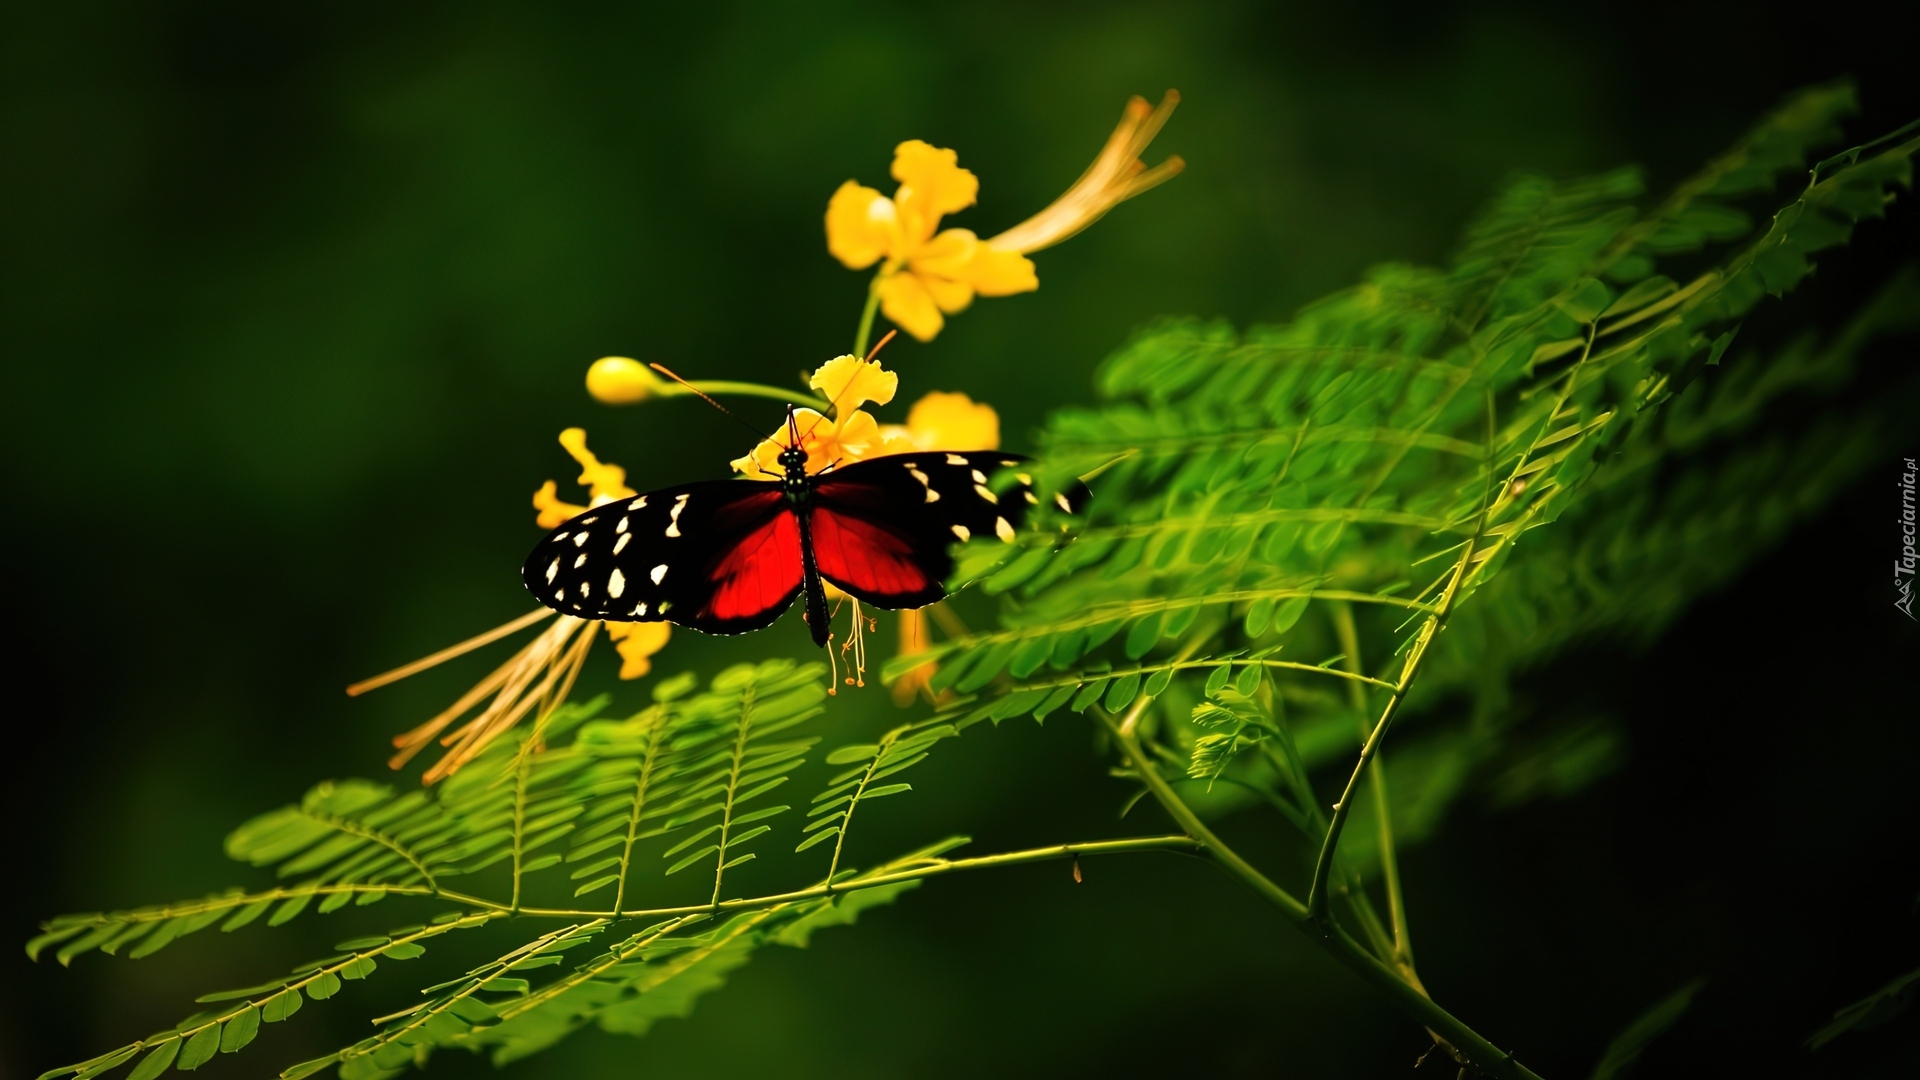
586 356 663 404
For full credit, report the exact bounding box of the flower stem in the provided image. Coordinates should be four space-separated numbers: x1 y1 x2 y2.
853 276 883 357
666 380 831 412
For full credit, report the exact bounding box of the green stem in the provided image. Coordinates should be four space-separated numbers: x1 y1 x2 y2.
711 683 758 908
1305 545 1471 921
1331 601 1413 969
1101 709 1543 1080
510 750 531 913
853 276 884 358
825 727 894 887
668 380 832 412
611 708 666 915
484 835 1203 920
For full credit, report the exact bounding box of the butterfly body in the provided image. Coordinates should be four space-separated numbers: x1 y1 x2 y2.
522 444 1086 647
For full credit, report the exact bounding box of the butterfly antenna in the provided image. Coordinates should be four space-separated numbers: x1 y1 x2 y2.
649 363 770 441
863 328 897 362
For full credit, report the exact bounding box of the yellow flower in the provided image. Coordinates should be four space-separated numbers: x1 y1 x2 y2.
729 353 902 477
730 407 884 477
531 427 637 528
876 391 1000 455
353 429 668 782
606 621 672 679
826 91 1183 342
827 142 1039 342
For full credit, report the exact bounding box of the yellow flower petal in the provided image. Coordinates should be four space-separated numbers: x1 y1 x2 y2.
905 391 1000 451
908 229 1034 306
875 272 946 342
532 480 588 529
908 230 985 312
963 242 1038 297
558 428 637 505
729 432 788 478
922 272 976 315
891 140 977 244
832 409 884 460
874 425 919 456
826 181 896 269
809 354 899 413
891 607 935 707
605 621 671 680
585 357 663 404
730 408 875 476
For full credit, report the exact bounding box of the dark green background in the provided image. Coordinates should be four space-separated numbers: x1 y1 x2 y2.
5 2 1916 1077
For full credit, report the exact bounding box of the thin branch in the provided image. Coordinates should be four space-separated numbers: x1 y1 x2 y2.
611 708 668 915
899 603 1424 685
825 727 894 886
1098 708 1543 1080
712 682 759 907
479 836 1205 920
299 812 439 893
39 915 498 1080
35 884 441 934
1011 656 1398 695
1330 601 1414 972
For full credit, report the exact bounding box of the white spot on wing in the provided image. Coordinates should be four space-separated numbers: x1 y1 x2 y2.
630 602 647 617
1025 490 1038 504
573 532 590 548
666 493 690 537
553 532 569 543
608 568 626 598
951 524 970 541
629 496 648 509
945 453 967 465
974 484 998 504
574 553 588 569
613 533 631 555
1055 493 1073 512
1016 473 1032 485
616 516 629 533
650 564 668 585
925 488 940 503
577 515 599 525
995 516 1015 542
579 580 592 597
546 558 559 584
1000 459 1018 467
970 469 986 483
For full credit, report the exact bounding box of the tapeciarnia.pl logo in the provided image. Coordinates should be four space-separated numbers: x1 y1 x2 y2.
1898 456 1917 620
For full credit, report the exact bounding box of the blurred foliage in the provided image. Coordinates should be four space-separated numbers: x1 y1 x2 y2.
7 4 1919 1080
22 74 1920 1080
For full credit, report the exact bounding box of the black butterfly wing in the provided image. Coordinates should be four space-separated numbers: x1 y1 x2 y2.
521 478 806 635
809 451 1091 609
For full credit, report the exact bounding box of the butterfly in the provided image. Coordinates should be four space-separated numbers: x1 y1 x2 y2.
520 411 1091 647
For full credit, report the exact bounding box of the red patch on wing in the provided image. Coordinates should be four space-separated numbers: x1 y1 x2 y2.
811 506 930 601
703 509 803 621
